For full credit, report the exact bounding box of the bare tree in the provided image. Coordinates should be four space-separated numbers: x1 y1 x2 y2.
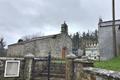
0 37 6 56
21 32 44 41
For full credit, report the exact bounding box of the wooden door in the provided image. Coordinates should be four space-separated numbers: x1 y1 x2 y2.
62 47 67 59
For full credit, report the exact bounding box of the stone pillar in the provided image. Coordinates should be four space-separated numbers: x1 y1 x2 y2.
66 53 76 80
74 59 95 80
24 53 34 80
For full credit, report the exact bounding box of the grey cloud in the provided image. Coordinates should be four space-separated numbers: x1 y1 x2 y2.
0 0 120 45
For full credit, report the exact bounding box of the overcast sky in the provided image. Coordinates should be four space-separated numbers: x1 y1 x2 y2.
0 0 120 46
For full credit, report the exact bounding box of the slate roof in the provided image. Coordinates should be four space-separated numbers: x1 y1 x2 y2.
8 33 61 46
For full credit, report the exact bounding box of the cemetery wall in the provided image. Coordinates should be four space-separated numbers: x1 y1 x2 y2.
0 58 24 80
0 56 120 80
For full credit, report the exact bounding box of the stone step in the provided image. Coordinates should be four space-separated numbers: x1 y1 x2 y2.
33 73 65 78
42 71 65 74
33 77 65 80
39 73 65 78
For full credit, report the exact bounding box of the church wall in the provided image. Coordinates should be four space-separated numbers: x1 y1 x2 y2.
7 34 72 58
7 43 24 57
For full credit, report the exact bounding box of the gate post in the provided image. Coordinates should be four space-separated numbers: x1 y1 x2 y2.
66 53 76 80
24 53 34 80
74 59 95 80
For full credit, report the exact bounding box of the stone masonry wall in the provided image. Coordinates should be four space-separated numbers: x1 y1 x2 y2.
0 56 120 80
0 59 25 80
7 34 72 58
7 44 24 57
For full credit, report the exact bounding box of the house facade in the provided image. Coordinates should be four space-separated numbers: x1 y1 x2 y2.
98 19 120 60
7 22 72 58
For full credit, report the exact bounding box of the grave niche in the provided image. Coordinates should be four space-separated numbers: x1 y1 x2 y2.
4 60 20 77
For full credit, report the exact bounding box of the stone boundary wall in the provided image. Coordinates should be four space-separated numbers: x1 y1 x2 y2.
0 57 24 60
65 53 120 80
0 55 120 80
0 57 25 80
83 67 120 80
0 56 66 80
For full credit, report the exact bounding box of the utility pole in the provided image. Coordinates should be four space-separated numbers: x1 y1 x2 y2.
112 0 117 57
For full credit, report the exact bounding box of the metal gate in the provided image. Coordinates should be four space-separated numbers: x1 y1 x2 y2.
32 53 66 80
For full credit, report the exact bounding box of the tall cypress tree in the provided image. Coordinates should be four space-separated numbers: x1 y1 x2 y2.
0 38 6 57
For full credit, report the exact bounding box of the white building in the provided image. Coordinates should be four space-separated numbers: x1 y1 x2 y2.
85 44 100 60
98 19 120 60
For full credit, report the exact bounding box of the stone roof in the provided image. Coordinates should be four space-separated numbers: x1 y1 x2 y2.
8 33 61 46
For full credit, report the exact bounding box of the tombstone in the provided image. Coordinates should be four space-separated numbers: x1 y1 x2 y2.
78 49 83 57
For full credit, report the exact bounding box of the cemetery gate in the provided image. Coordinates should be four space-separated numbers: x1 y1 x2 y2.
32 53 66 80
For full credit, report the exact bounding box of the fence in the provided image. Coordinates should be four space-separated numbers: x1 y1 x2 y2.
0 57 24 80
66 55 120 80
0 53 66 80
0 53 120 80
32 55 66 80
83 67 120 80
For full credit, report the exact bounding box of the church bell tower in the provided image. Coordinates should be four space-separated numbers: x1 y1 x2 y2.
61 21 68 34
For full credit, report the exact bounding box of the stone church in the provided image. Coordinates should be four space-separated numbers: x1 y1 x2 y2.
98 19 120 60
7 22 72 58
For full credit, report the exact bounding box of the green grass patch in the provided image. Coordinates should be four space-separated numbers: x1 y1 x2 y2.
95 56 120 71
52 60 66 64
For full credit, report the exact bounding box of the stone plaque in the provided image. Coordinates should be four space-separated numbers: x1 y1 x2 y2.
4 60 20 77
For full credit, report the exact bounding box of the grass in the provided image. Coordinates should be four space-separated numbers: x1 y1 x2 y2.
51 60 66 64
95 56 120 71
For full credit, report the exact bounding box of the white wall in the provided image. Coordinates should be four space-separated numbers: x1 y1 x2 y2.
98 20 120 60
